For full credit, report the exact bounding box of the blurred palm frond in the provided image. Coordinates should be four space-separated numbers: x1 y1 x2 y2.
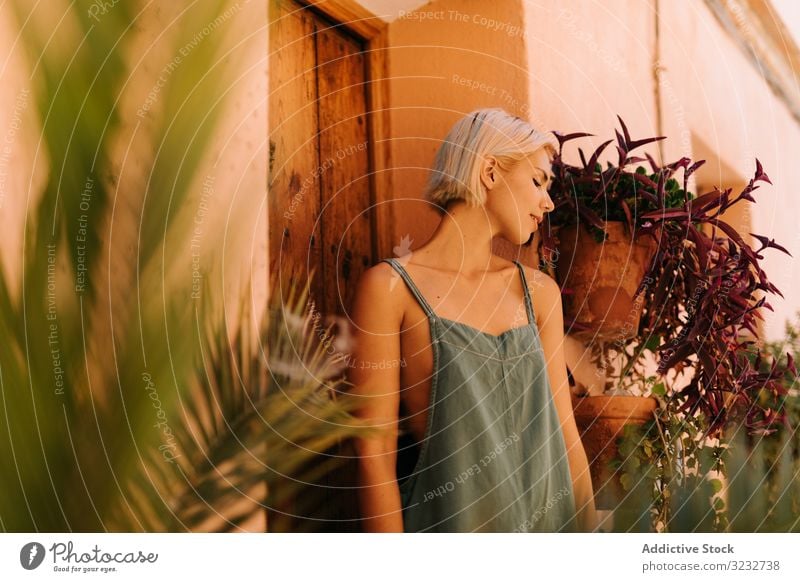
0 0 378 532
110 268 377 532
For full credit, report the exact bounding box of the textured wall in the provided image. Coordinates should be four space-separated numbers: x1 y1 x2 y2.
659 1 800 342
385 0 531 260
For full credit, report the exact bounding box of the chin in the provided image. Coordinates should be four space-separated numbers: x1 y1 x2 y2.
501 227 535 246
520 231 534 246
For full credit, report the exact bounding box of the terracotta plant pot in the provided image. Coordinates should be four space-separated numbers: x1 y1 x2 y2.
555 221 656 343
571 394 657 510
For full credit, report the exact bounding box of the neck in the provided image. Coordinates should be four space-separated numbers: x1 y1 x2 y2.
409 202 497 276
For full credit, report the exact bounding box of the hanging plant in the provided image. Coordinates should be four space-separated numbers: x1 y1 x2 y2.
542 117 795 440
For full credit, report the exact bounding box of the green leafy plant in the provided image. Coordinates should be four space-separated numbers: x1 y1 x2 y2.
108 271 376 531
612 313 800 532
0 0 377 532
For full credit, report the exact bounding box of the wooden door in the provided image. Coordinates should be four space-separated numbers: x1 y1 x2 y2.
269 0 374 316
268 0 376 532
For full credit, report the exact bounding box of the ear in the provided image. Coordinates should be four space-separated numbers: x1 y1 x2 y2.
479 155 498 191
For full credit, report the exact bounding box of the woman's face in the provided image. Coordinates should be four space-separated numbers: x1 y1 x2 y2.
482 148 555 245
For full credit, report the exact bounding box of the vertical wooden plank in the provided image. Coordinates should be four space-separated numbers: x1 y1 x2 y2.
313 18 371 533
269 0 323 304
316 22 372 317
363 30 396 262
267 0 320 532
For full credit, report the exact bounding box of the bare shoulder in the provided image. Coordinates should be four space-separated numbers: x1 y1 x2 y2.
351 261 406 332
520 265 562 325
356 260 396 289
519 264 559 295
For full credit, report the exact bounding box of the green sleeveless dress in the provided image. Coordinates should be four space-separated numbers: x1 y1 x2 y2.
381 258 578 533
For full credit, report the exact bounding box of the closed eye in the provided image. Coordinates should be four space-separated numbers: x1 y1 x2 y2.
533 168 552 187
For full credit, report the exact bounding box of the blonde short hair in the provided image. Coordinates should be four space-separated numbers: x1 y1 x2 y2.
423 107 557 214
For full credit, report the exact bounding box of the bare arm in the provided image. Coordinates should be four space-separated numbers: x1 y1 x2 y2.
531 269 599 532
347 264 405 532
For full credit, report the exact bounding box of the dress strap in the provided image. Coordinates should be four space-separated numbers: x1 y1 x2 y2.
379 258 436 319
513 259 536 325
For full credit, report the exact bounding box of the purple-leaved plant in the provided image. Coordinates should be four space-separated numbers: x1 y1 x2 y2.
542 117 796 439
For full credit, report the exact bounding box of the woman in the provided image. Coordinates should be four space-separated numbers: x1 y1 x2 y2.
348 108 598 532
